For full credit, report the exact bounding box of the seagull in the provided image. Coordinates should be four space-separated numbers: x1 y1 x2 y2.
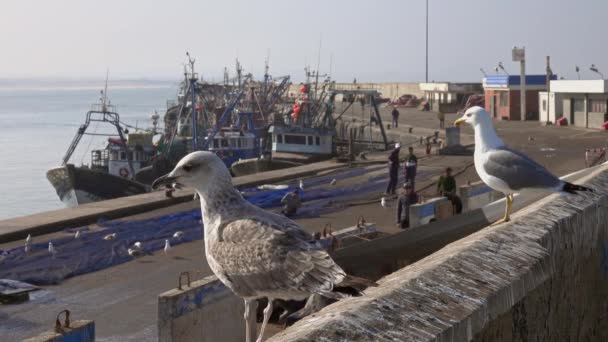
454 106 592 223
133 241 143 250
128 248 145 258
74 230 81 239
25 234 32 253
299 179 305 191
103 233 117 241
173 231 184 239
164 239 171 254
330 178 337 186
48 242 57 257
152 152 377 342
381 197 387 208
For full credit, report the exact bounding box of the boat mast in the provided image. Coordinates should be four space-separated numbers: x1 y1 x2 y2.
186 52 198 151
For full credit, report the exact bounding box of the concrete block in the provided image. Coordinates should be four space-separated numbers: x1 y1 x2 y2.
158 275 246 342
23 320 95 342
459 181 503 212
408 197 449 227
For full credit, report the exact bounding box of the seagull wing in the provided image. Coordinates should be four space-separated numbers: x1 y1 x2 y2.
209 216 346 299
483 147 560 191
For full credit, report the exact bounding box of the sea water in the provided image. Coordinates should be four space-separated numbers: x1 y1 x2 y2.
0 85 177 219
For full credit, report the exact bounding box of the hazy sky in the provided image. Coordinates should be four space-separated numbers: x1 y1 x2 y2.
1 0 606 82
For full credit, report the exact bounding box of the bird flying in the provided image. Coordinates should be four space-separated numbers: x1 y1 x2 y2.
454 106 592 222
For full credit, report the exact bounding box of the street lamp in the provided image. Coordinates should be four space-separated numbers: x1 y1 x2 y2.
498 61 509 75
575 65 581 79
590 64 604 79
480 68 487 77
425 0 429 82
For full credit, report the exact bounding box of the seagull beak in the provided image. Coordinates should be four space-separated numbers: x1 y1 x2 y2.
151 173 179 190
454 117 466 126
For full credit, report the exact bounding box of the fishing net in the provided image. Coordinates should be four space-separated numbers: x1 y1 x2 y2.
0 165 438 285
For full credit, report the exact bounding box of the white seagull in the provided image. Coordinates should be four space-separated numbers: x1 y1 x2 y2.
24 234 32 253
152 152 376 342
133 241 143 250
74 230 81 239
103 233 117 241
299 179 305 191
172 231 184 239
454 106 592 223
164 239 171 254
381 197 387 208
330 178 337 186
48 242 57 257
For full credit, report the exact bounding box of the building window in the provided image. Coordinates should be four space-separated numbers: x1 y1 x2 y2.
277 134 283 144
573 98 585 112
307 136 313 145
542 100 547 111
499 92 508 106
588 99 607 113
316 136 320 145
284 135 306 145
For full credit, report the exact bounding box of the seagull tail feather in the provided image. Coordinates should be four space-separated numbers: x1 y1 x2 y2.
562 182 593 194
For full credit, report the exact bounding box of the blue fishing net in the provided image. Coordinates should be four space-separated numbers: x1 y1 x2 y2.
0 165 438 285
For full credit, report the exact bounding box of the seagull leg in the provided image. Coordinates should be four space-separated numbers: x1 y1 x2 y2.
504 194 513 222
244 299 255 342
256 298 274 342
491 194 513 226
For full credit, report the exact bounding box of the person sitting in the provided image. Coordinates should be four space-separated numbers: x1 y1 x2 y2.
281 189 302 217
396 182 418 229
437 167 463 214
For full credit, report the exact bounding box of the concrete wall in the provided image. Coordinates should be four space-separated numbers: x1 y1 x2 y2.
408 197 449 228
270 164 608 341
24 321 95 342
458 181 503 212
289 83 425 100
158 276 246 342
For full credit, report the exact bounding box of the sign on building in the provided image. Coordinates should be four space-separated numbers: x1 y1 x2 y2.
512 47 525 62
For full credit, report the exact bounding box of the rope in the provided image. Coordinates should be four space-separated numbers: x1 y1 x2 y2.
79 120 100 165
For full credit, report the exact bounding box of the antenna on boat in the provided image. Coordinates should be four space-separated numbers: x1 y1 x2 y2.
101 69 109 112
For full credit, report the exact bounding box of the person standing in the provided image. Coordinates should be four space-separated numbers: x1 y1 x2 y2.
437 111 445 129
396 182 418 229
385 143 401 195
404 146 418 189
437 167 463 214
391 107 400 128
281 189 302 217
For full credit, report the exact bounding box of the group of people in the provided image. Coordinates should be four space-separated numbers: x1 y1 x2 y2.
386 143 463 229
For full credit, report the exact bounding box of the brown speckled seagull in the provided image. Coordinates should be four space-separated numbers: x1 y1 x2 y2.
152 151 376 342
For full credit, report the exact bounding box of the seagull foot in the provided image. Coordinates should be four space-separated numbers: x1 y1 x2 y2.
490 218 510 227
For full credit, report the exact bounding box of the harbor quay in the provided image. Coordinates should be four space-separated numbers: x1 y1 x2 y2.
1 102 607 341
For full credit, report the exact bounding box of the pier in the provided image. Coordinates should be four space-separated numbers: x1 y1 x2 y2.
2 105 607 341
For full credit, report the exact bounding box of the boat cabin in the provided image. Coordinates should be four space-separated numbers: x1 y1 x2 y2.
91 134 156 179
269 126 333 155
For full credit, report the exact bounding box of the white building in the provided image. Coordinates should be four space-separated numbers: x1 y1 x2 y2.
539 80 608 128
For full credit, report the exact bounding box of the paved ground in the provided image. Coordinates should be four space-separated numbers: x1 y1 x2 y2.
2 105 607 341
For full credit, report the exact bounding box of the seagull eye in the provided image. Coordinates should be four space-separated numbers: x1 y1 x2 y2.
183 164 193 172
466 113 472 117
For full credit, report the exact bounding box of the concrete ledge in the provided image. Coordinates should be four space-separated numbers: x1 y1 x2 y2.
0 160 344 243
158 276 246 342
23 320 94 342
459 181 503 212
269 164 608 341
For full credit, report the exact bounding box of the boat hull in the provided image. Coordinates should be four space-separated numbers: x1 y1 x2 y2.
46 165 149 207
230 158 302 177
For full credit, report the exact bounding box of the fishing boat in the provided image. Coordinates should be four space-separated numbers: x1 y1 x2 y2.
47 86 160 207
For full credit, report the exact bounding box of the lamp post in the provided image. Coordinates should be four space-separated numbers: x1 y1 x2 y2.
425 0 429 82
575 66 581 80
590 64 604 79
